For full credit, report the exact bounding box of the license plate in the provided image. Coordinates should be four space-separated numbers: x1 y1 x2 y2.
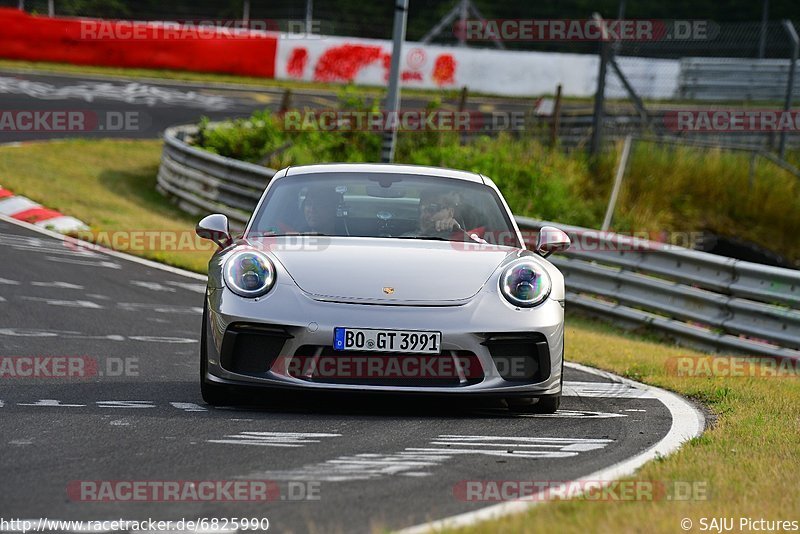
333 328 442 354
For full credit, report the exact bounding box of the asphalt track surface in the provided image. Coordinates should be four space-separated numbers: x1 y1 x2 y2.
0 218 680 533
0 69 537 143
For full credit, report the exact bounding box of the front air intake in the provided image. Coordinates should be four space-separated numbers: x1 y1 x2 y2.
219 323 292 375
482 333 550 382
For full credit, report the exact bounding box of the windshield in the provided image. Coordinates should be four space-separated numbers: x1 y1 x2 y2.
247 172 521 247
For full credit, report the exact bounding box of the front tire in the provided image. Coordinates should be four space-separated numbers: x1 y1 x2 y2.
507 395 561 414
200 301 232 406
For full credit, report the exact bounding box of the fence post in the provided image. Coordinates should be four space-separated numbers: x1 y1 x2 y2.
47 0 53 16
601 135 633 231
590 14 609 157
550 84 563 146
279 89 292 113
457 86 468 145
305 0 314 34
779 20 798 158
380 0 409 163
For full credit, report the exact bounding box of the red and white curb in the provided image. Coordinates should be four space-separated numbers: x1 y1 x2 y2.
0 186 88 234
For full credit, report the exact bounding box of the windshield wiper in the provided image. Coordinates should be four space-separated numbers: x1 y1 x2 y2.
249 231 329 237
394 235 453 242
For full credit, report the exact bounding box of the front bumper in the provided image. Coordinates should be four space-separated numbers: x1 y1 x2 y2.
203 281 564 397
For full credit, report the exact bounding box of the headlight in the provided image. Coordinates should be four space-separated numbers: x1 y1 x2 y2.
499 260 551 307
223 249 276 298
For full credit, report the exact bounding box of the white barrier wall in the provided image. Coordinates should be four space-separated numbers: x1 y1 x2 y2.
275 34 680 99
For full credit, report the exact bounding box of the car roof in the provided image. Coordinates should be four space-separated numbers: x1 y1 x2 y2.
283 163 484 184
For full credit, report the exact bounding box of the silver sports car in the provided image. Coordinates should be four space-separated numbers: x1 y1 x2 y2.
196 163 570 413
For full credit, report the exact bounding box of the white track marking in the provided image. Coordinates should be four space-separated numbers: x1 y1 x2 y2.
21 296 103 309
476 409 628 419
0 76 232 110
0 277 20 285
127 336 197 343
396 362 705 534
17 400 86 407
96 401 156 409
30 281 84 289
0 296 6 302
208 431 341 447
170 402 207 412
165 281 206 293
563 380 656 399
118 302 202 314
0 327 195 343
0 400 4 408
250 434 613 482
131 281 177 292
46 256 122 269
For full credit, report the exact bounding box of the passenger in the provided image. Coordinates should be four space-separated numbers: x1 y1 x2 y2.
300 187 339 235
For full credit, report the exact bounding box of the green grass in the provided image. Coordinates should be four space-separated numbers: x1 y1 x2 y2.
0 139 213 273
1 138 798 533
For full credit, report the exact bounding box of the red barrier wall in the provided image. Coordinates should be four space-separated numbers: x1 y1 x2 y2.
0 9 277 78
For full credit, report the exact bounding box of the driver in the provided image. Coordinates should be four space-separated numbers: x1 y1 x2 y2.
418 189 462 235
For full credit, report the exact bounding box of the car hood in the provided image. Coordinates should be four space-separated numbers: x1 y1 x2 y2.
248 237 518 305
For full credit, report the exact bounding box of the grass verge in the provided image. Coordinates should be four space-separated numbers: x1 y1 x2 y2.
1 138 797 533
0 138 213 273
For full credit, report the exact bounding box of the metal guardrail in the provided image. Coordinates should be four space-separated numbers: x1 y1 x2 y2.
678 57 800 101
158 125 800 360
517 218 800 360
157 125 276 230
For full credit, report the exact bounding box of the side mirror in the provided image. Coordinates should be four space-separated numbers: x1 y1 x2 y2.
196 213 231 248
535 226 570 258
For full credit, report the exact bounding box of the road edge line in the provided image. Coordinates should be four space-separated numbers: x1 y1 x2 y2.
395 360 705 534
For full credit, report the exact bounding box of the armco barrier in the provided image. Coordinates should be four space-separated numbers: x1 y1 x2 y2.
157 125 276 230
678 57 800 101
158 125 800 359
